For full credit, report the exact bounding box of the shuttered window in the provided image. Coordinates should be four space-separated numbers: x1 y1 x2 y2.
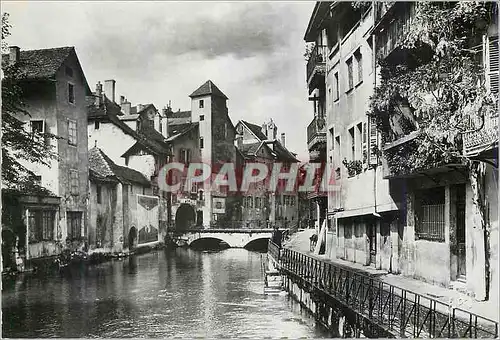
369 116 378 166
487 35 499 96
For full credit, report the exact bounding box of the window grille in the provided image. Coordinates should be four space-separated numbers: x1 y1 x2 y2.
415 187 445 242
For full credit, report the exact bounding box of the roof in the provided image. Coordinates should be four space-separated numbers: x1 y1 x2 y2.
89 147 150 186
264 140 299 163
166 110 191 119
189 80 228 99
119 114 140 121
165 122 199 142
130 103 155 115
304 2 338 42
240 120 268 141
88 95 170 156
2 46 91 94
239 142 262 157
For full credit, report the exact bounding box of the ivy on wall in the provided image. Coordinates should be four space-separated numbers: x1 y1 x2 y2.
369 1 497 176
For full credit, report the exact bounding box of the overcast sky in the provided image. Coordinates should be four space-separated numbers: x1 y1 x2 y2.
3 1 315 161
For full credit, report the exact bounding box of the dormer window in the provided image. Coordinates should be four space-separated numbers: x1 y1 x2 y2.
199 99 204 108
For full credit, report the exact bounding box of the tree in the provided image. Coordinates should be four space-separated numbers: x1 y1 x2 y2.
1 13 59 195
370 2 497 300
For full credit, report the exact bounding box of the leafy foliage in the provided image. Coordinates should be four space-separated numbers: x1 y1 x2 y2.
370 2 497 176
2 13 60 195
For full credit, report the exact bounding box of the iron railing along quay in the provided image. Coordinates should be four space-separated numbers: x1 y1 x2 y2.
269 243 498 338
268 240 281 263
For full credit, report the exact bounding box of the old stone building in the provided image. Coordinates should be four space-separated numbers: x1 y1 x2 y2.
235 120 300 229
87 80 171 246
89 147 158 253
2 46 91 266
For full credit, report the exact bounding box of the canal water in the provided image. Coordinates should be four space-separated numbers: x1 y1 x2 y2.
2 248 329 338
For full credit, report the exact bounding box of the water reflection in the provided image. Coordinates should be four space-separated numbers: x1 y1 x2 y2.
2 248 329 338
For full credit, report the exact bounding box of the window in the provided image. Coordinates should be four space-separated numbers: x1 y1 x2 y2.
199 99 204 108
356 123 363 160
291 196 295 206
256 197 261 208
200 115 204 121
334 72 339 100
180 149 187 163
68 119 77 145
349 127 355 160
69 170 79 195
95 121 100 130
65 66 73 77
415 187 446 242
67 211 83 240
28 209 55 242
329 127 334 150
96 185 102 204
68 83 75 104
199 137 204 149
354 49 363 85
30 120 44 134
346 57 354 90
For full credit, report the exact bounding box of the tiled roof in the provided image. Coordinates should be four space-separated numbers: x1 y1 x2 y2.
189 80 228 99
2 46 91 94
166 110 191 119
2 46 72 79
240 120 268 141
89 147 150 186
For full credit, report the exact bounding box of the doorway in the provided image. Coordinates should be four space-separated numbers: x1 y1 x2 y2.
456 184 466 280
368 222 377 266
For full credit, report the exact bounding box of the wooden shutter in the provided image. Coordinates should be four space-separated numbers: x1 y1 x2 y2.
369 116 378 166
362 121 368 168
487 35 499 96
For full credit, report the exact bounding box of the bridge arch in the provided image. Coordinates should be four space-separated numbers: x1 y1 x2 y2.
189 237 231 249
175 203 195 232
243 237 270 251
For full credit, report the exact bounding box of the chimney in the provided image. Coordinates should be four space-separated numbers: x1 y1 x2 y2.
9 46 20 64
121 100 131 115
120 95 125 104
261 123 268 139
95 81 103 106
281 133 286 147
137 103 144 113
104 79 116 102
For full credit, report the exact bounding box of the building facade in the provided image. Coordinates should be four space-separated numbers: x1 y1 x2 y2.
304 1 498 304
2 46 91 265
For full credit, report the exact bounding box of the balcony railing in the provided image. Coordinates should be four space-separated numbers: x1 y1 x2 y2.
306 45 327 84
307 116 327 150
462 111 499 157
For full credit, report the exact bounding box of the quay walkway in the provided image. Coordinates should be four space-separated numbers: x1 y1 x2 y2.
268 237 499 338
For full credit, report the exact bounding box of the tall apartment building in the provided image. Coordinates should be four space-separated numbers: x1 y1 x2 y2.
305 1 498 305
304 3 400 267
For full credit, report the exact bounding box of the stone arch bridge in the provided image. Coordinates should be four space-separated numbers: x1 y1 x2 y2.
172 228 286 248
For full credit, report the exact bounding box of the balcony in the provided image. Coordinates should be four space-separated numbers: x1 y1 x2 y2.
307 116 327 151
375 3 414 61
306 45 327 88
462 111 499 159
